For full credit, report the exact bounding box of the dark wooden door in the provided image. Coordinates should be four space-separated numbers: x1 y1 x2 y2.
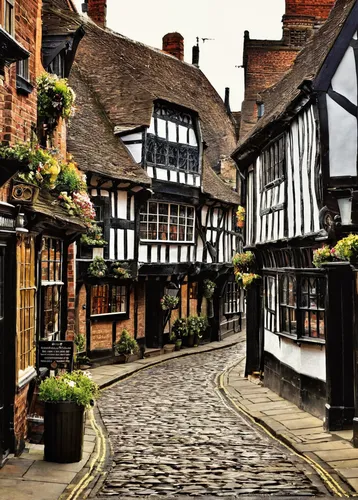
0 245 10 462
145 281 164 348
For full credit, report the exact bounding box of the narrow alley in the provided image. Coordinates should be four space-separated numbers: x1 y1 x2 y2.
96 345 330 497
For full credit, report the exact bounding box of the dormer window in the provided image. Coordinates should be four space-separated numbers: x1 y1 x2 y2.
146 102 200 174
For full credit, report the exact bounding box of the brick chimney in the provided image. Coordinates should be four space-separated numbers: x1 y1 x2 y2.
86 0 107 28
162 33 184 61
285 0 335 22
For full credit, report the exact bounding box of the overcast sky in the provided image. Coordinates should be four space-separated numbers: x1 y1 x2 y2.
73 0 285 110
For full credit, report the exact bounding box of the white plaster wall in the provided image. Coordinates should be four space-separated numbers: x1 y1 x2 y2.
327 94 357 177
264 329 326 382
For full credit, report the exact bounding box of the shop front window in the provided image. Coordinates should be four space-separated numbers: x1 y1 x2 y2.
91 284 127 316
41 237 63 340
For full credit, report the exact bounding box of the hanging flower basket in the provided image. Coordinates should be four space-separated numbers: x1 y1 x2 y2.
232 251 255 273
236 206 245 228
235 271 261 289
203 279 216 300
87 256 107 278
161 294 179 311
110 262 131 279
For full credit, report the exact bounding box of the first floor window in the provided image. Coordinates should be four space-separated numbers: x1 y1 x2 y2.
224 282 241 314
140 201 195 242
91 285 127 316
17 235 36 372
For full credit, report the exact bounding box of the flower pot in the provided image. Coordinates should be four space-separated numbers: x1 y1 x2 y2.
237 220 245 228
44 401 85 463
175 340 182 351
187 334 195 347
164 344 175 354
115 353 139 363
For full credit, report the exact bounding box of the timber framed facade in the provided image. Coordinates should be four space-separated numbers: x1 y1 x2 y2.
233 0 358 432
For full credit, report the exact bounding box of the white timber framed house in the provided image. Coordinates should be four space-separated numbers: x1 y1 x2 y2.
232 0 358 433
63 9 243 361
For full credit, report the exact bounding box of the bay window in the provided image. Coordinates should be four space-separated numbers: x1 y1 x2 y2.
140 201 195 243
17 235 36 373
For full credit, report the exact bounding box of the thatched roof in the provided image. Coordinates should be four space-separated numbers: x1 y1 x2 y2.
43 1 240 204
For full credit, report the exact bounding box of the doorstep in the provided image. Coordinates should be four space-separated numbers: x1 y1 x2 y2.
222 358 358 495
0 413 96 500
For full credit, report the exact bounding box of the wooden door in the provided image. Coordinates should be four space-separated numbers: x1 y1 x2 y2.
145 281 164 348
0 245 11 463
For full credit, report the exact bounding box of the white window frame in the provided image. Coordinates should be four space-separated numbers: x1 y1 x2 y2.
140 201 195 243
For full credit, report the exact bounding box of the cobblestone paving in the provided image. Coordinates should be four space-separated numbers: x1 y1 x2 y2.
96 345 329 497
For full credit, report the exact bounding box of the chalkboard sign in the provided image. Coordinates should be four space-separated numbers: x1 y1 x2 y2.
38 341 74 371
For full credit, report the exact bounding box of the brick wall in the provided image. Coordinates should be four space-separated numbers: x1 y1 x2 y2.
91 320 112 350
285 0 335 20
239 0 334 138
14 385 29 455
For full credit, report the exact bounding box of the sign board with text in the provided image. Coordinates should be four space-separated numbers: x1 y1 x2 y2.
38 341 74 371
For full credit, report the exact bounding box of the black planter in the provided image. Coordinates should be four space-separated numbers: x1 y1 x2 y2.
187 334 195 347
44 402 85 463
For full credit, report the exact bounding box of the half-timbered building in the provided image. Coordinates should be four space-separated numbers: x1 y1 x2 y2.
232 0 358 431
48 1 243 362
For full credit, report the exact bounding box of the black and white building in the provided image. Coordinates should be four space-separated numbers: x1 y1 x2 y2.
51 2 244 359
233 0 358 431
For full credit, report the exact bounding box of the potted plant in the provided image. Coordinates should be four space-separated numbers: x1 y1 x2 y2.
235 271 261 289
188 315 208 346
172 318 188 349
203 279 216 300
232 251 255 272
312 245 334 267
236 205 245 228
161 294 179 311
175 338 182 351
114 329 139 363
333 234 358 264
39 370 99 463
88 256 107 278
110 262 131 279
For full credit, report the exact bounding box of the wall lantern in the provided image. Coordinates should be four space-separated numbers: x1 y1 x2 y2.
337 197 352 225
164 282 180 298
15 212 28 233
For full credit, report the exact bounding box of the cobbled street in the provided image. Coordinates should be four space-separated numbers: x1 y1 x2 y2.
96 344 329 497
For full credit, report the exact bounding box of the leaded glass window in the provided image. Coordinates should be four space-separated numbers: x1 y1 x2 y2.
140 201 195 243
91 285 127 316
146 102 200 174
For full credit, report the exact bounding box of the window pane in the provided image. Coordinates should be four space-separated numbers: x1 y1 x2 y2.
91 285 127 316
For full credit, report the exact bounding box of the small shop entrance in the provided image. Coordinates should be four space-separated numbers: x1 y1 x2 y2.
145 281 165 348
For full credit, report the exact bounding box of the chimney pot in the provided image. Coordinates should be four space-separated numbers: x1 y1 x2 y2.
192 44 199 67
87 0 107 28
224 87 231 114
162 32 184 61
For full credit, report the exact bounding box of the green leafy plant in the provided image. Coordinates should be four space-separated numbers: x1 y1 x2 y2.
39 370 99 407
37 72 75 124
88 256 107 278
114 329 138 356
161 294 179 311
203 279 216 299
187 315 208 339
235 272 261 289
334 234 358 261
232 251 255 272
236 205 245 227
312 245 334 267
81 224 107 247
110 262 131 279
55 156 86 194
0 143 61 188
172 318 188 339
74 333 86 353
